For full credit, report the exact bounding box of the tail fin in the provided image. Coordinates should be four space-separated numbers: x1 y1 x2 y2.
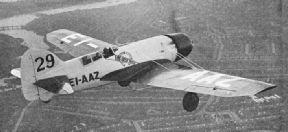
21 48 63 102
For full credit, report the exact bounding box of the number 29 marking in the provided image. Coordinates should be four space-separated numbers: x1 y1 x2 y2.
35 54 55 72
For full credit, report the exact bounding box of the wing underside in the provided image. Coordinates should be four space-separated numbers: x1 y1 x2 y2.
101 60 276 97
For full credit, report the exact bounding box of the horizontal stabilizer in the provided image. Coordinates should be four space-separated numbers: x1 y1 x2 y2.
58 83 74 94
34 75 71 94
11 68 21 78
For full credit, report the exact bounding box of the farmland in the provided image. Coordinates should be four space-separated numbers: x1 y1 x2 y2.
0 0 287 131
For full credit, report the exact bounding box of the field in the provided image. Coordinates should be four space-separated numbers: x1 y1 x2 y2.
0 0 288 131
0 0 105 19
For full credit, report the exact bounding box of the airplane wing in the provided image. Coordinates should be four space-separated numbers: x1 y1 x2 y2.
46 29 116 57
11 29 116 78
101 60 276 97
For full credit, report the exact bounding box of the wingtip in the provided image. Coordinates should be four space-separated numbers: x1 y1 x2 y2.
255 84 277 95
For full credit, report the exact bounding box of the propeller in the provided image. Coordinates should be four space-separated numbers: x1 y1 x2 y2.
168 9 181 33
167 9 214 60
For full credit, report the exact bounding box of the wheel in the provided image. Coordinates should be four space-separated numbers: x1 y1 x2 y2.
42 100 51 104
182 92 199 112
118 81 131 87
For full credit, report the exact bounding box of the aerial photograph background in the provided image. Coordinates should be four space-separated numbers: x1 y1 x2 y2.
0 0 287 131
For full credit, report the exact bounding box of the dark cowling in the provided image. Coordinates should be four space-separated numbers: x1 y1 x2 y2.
164 33 193 61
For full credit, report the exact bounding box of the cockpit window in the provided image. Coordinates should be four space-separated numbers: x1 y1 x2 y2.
82 56 92 65
92 52 103 61
81 52 103 66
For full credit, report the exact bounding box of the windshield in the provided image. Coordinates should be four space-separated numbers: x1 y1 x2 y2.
103 47 118 58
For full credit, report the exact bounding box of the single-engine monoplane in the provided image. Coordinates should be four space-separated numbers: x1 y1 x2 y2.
11 29 276 112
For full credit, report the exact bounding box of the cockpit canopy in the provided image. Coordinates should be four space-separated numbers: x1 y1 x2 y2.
81 52 103 66
81 46 118 66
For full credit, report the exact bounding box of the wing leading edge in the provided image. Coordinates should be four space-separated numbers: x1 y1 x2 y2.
101 60 276 97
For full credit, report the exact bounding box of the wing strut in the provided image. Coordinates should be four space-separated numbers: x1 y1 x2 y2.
164 44 203 69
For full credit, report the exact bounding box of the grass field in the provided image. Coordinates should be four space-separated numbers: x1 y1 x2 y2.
0 34 27 78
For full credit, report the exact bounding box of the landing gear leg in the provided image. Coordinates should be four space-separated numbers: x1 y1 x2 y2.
118 81 138 91
182 92 199 112
128 83 137 91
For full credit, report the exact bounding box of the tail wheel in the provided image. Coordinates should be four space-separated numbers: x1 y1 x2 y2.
118 81 131 87
182 92 199 112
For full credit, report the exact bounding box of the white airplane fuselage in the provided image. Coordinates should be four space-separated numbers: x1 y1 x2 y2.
41 35 178 92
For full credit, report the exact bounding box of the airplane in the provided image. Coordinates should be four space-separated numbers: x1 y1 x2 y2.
11 29 277 112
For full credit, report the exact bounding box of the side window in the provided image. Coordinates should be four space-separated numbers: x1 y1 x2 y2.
92 52 102 61
82 56 92 65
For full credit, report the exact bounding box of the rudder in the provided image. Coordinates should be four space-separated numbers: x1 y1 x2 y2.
21 48 63 101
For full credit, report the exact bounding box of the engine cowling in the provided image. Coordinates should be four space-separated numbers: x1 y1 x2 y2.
165 33 193 61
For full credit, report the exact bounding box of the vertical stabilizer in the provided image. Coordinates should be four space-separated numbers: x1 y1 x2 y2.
21 48 63 102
